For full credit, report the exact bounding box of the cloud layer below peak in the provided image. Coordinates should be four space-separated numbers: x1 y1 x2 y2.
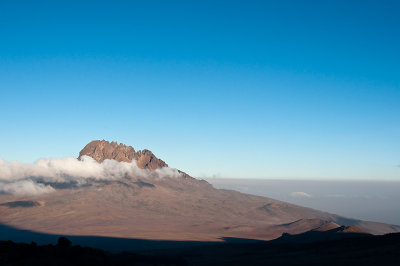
0 156 181 196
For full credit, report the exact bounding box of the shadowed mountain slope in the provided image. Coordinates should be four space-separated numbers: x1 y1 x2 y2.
2 226 400 266
271 224 371 244
146 232 400 266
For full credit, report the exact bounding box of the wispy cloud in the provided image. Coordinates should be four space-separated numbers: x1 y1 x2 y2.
290 191 312 198
0 156 181 196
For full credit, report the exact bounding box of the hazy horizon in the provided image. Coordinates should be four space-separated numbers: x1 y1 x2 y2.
208 178 400 225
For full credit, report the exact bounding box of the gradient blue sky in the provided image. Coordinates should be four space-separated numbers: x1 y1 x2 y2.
0 0 399 179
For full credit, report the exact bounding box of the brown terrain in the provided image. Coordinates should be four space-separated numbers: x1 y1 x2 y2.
0 140 399 245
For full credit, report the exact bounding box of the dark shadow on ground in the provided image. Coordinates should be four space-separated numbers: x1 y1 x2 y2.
219 237 263 243
0 201 40 208
0 223 253 253
1 223 400 265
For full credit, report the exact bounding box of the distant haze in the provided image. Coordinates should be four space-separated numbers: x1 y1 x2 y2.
208 179 400 226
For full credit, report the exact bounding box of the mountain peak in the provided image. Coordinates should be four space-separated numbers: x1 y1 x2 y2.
78 140 168 170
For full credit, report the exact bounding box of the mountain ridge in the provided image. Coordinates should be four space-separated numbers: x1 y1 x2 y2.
0 140 399 244
79 140 193 179
78 140 169 170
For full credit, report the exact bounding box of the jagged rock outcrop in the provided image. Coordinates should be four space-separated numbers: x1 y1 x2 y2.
135 149 168 170
78 140 168 170
79 140 200 181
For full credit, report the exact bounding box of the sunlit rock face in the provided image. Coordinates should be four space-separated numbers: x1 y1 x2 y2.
78 140 168 170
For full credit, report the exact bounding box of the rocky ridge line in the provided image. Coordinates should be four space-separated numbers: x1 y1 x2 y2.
78 140 193 179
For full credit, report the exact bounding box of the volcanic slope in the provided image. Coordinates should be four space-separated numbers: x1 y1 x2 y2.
0 140 399 242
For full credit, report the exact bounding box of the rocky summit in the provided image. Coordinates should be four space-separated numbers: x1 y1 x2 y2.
78 140 168 170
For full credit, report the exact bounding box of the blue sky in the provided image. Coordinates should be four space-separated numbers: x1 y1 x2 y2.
0 0 399 179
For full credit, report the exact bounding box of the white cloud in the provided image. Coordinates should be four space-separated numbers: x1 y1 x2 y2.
0 156 181 196
0 180 55 196
290 191 312 198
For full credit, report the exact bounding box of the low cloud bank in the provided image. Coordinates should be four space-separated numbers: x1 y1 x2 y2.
0 156 181 196
0 180 55 196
